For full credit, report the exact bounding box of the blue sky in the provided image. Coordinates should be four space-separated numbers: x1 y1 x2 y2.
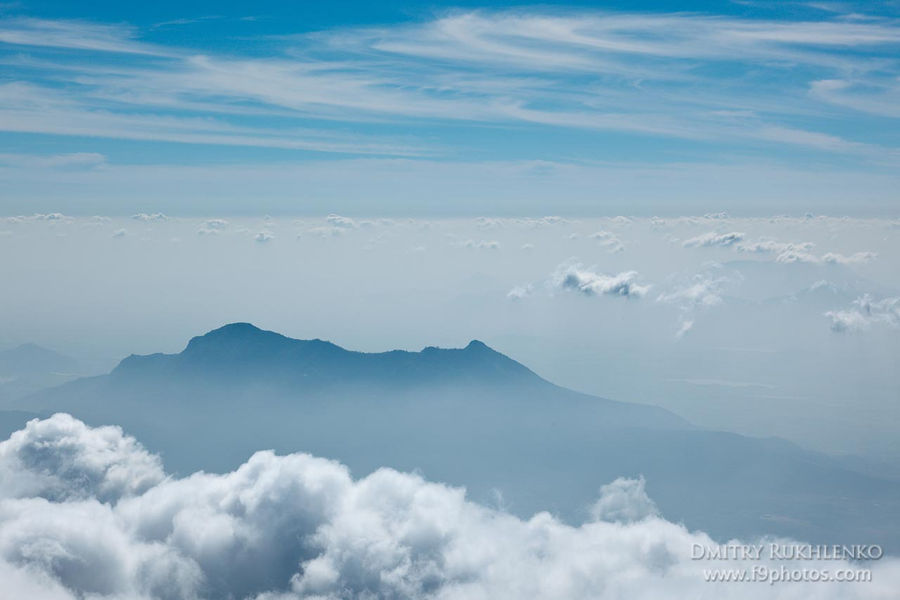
1 1 899 214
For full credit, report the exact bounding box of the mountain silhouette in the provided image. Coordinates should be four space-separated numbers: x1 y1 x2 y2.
0 343 82 405
16 323 900 551
0 343 77 376
112 322 546 388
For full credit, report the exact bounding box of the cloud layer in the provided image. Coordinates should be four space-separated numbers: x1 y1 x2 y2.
2 414 899 599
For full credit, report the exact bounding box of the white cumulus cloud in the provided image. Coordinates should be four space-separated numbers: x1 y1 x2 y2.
460 239 500 250
732 238 876 265
325 214 357 229
506 285 532 301
590 476 659 523
553 263 649 298
198 219 228 235
131 213 169 222
736 239 814 254
682 231 745 248
656 276 724 308
590 230 625 253
778 250 877 265
2 415 899 600
826 295 900 332
656 271 729 337
0 414 164 503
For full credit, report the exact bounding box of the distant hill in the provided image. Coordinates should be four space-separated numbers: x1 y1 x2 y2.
19 323 900 551
112 322 550 388
0 343 77 376
0 343 81 404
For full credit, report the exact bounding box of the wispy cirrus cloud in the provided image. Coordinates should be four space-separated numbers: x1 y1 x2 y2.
0 151 106 168
810 78 900 118
0 8 898 164
0 82 431 156
0 17 164 55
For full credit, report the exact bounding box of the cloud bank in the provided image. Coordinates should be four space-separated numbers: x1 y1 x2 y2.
724 237 876 265
778 250 877 265
2 414 899 600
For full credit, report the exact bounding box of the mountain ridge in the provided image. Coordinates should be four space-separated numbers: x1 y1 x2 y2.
111 322 548 388
17 322 900 550
0 342 78 376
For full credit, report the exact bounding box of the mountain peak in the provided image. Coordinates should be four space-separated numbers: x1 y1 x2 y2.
216 322 262 333
195 322 267 340
183 322 289 351
113 324 540 387
0 343 77 375
465 339 489 351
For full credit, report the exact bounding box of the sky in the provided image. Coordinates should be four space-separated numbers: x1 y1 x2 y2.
1 1 900 215
1 0 898 457
2 5 900 591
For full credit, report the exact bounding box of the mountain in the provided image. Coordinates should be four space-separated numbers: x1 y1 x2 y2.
0 343 77 375
112 322 551 388
0 343 81 404
20 323 900 550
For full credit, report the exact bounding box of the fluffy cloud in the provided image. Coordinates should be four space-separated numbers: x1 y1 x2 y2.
460 239 500 250
32 213 67 221
590 476 659 523
821 251 878 265
131 213 169 222
735 239 876 265
198 219 229 235
255 231 274 243
0 414 164 503
553 263 650 298
590 230 624 253
656 276 724 308
656 272 728 337
303 226 346 238
778 250 877 265
826 295 900 332
528 216 569 227
2 213 69 223
1 415 898 600
325 214 357 229
736 239 814 255
474 217 503 229
682 231 745 248
506 285 532 301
